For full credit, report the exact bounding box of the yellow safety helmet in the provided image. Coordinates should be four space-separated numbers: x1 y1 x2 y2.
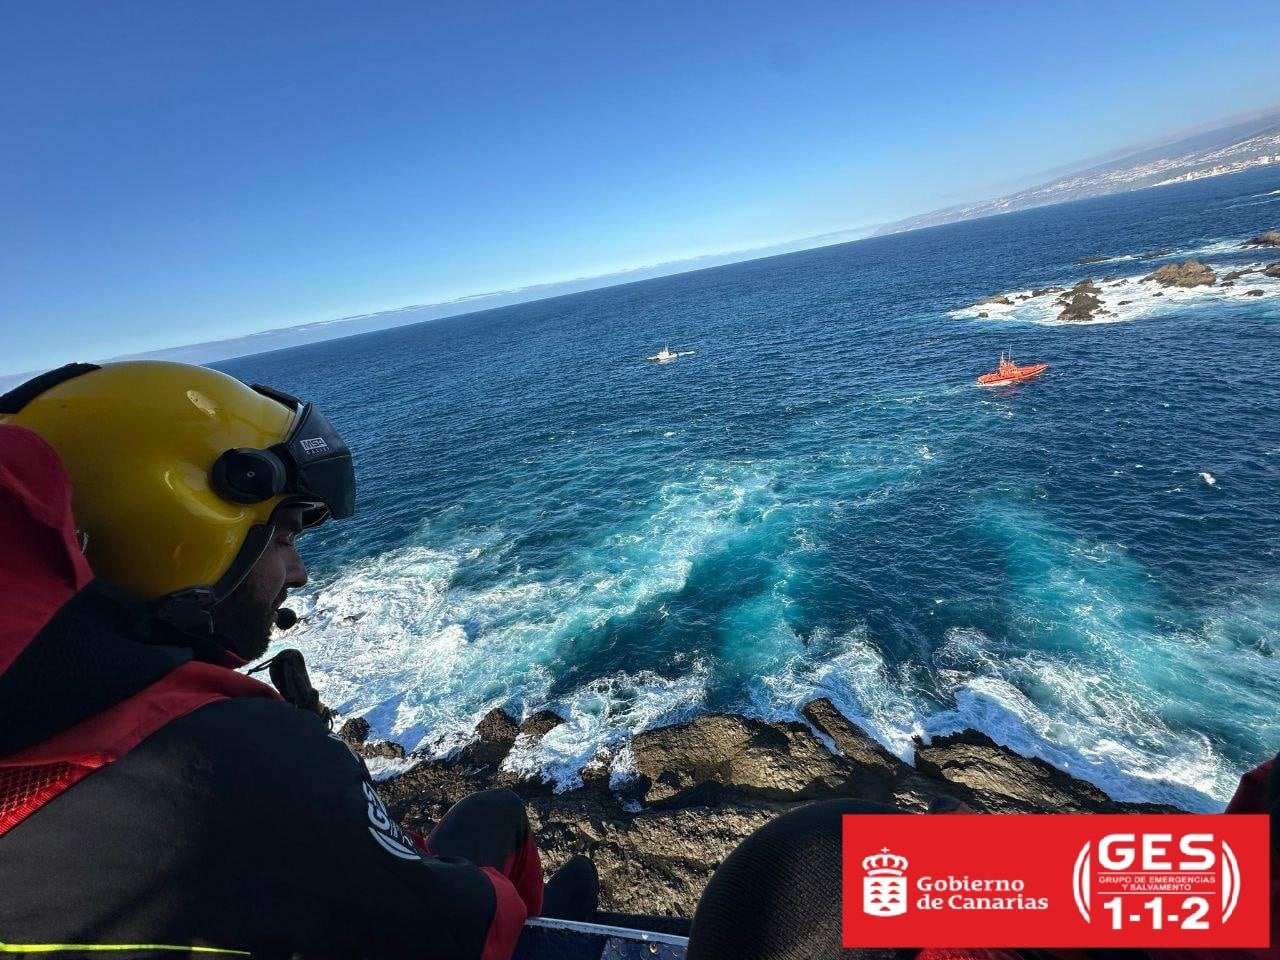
0 360 354 628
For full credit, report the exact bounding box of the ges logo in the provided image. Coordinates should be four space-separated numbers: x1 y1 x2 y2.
1073 832 1242 930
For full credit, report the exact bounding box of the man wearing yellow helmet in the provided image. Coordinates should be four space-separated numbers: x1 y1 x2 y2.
0 361 354 652
0 361 591 958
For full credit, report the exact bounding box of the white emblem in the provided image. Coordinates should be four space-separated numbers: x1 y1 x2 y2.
362 781 421 861
863 848 909 917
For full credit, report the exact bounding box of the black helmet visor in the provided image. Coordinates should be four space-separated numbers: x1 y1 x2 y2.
272 400 356 524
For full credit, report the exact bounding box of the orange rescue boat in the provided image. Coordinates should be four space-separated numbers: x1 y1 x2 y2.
977 352 1047 386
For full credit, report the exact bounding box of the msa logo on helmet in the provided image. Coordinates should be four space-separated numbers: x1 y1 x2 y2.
299 436 330 455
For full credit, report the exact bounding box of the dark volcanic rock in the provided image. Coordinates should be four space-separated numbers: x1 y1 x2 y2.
580 751 616 791
1054 278 1105 320
1139 249 1176 260
1245 289 1266 297
1242 230 1280 248
803 699 906 782
338 716 371 746
1056 278 1102 298
1223 269 1254 282
915 729 1173 814
457 708 520 768
1058 290 1104 322
801 699 941 807
630 713 853 805
1075 255 1113 264
337 715 406 761
361 739 407 761
977 311 989 318
377 704 1186 918
1029 286 1065 297
1265 262 1280 279
532 798 778 919
1145 260 1215 288
520 710 567 740
976 293 1014 307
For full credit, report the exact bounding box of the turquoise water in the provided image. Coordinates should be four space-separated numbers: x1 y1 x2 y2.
223 167 1280 810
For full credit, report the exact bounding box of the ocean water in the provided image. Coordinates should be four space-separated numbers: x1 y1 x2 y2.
222 166 1280 811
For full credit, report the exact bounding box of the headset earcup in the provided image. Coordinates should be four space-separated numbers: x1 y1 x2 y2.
211 448 288 504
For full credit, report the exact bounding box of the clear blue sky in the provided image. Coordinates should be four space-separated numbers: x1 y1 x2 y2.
2 1 1277 375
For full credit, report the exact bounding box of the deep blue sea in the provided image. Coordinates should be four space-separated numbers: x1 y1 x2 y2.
223 167 1280 811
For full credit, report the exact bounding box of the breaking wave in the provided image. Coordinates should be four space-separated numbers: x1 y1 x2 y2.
273 498 1278 807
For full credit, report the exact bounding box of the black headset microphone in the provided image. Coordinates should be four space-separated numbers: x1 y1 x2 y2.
275 607 299 630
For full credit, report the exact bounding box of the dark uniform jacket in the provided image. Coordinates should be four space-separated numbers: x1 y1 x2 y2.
0 425 528 959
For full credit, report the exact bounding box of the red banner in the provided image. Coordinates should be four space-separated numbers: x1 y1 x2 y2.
842 814 1270 949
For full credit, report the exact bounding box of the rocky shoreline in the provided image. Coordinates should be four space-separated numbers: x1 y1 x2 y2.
348 701 1182 919
961 230 1280 324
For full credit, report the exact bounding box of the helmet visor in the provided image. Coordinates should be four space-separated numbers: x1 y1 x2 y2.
272 401 356 523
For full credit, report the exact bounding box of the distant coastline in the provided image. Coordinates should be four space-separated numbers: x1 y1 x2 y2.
875 108 1280 235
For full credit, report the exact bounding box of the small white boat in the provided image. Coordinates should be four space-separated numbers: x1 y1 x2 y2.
647 345 696 363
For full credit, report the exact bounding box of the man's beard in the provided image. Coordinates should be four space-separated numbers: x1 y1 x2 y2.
210 584 284 661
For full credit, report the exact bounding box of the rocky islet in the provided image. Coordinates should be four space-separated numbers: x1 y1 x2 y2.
963 233 1279 322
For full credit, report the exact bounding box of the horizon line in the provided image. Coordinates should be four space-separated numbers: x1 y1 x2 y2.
0 221 879 387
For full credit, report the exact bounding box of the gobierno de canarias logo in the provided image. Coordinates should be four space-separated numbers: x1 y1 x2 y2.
863 848 910 917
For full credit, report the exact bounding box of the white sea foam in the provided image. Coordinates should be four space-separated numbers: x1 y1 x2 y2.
754 551 1270 811
1200 472 1217 486
265 435 947 786
361 754 417 782
923 507 1280 809
264 465 796 772
922 670 1232 811
1066 240 1249 267
1225 194 1280 209
749 626 923 760
1173 239 1252 259
502 665 710 791
280 518 1274 807
265 433 1269 808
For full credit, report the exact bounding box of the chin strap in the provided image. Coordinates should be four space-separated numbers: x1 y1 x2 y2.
152 589 216 636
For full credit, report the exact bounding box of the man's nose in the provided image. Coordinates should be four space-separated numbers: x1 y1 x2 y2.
286 548 308 589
